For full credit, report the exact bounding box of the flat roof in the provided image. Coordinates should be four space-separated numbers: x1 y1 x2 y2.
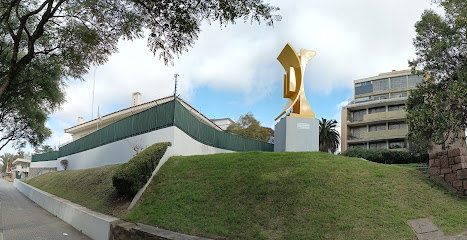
354 69 412 84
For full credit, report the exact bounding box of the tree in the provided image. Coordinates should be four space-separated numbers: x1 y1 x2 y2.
0 0 280 151
319 118 340 154
226 113 268 142
35 144 54 153
1 152 15 172
406 0 466 152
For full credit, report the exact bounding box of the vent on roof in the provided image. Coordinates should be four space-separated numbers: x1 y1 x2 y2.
78 117 84 124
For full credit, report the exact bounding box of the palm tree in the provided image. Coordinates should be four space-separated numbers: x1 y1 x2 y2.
319 118 340 153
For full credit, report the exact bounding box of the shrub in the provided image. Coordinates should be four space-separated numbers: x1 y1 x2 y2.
342 148 428 164
112 142 171 196
60 159 68 170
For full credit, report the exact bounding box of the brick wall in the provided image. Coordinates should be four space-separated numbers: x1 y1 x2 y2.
429 148 467 195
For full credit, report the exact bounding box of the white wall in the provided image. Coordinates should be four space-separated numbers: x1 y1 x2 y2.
57 127 175 170
172 127 233 156
57 126 233 171
30 160 57 168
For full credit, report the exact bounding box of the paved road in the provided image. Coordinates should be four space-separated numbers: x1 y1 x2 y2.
0 178 90 240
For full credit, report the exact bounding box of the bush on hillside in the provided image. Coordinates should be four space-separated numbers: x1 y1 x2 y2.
112 142 171 196
342 148 428 164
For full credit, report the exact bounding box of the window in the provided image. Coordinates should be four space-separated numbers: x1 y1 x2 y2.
373 94 389 101
390 76 408 90
355 96 371 103
388 104 405 111
355 81 371 87
369 123 387 132
373 79 389 92
351 110 366 122
369 142 387 149
389 141 406 149
391 91 407 98
408 75 423 88
369 106 386 114
350 126 366 139
388 122 407 130
349 144 366 149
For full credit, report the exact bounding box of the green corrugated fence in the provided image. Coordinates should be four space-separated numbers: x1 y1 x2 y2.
59 100 175 157
32 151 59 162
174 101 274 152
38 99 273 160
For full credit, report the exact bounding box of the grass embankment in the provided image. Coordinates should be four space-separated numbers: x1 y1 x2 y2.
25 165 131 218
26 152 467 239
129 152 467 239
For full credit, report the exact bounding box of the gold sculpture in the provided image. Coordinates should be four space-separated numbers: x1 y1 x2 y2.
275 43 316 121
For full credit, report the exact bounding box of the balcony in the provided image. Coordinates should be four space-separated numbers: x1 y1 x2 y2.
348 110 406 126
348 128 407 143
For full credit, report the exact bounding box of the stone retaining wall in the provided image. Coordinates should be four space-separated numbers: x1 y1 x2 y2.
429 148 467 195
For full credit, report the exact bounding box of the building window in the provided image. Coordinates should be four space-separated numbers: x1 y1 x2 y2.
388 122 407 130
389 141 406 149
351 110 367 122
373 94 389 101
388 104 405 111
408 75 423 88
350 126 366 139
355 81 371 87
355 96 372 103
373 79 389 92
391 91 407 99
369 142 387 149
369 123 387 132
390 76 408 90
368 106 386 114
349 143 366 149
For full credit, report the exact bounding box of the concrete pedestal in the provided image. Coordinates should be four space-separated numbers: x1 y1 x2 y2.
274 116 319 152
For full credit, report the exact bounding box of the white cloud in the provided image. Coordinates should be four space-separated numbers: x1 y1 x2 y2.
0 0 443 155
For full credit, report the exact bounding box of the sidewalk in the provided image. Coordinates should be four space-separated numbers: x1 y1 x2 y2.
0 178 89 240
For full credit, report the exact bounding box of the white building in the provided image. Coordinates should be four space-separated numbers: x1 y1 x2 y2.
11 158 30 179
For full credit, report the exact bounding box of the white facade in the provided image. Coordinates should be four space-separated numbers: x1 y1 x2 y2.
11 158 30 178
211 118 234 131
57 126 233 171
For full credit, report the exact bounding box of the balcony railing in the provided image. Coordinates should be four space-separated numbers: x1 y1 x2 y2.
348 128 407 142
348 110 406 124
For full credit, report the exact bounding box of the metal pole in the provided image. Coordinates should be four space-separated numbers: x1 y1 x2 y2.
91 67 96 119
174 73 179 98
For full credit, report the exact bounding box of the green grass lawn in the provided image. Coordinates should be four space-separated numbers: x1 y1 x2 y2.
129 152 467 240
26 152 467 239
24 164 132 218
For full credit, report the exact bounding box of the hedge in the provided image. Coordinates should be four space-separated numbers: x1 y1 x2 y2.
112 142 172 196
342 148 428 164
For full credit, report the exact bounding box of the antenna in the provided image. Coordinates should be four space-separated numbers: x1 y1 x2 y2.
91 67 96 119
174 73 179 98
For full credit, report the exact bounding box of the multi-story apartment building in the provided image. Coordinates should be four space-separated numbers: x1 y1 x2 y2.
341 69 424 152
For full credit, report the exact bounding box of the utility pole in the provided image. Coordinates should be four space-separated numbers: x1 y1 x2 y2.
174 73 179 98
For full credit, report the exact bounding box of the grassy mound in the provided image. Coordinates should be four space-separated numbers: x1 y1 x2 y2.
128 152 467 240
25 165 131 218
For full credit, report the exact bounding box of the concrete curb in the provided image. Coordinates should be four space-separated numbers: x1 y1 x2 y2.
14 179 119 240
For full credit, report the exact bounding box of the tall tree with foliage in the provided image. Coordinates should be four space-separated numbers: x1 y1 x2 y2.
319 118 340 153
1 152 15 172
226 113 268 142
406 0 466 152
0 0 280 151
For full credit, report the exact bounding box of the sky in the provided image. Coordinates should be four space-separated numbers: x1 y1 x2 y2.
0 0 442 156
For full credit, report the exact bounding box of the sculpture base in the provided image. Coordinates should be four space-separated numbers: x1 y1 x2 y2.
274 116 319 152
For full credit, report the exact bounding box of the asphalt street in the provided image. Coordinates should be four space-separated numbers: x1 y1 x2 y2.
0 178 90 240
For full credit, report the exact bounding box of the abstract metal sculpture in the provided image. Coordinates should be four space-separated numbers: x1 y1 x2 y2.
275 43 316 121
